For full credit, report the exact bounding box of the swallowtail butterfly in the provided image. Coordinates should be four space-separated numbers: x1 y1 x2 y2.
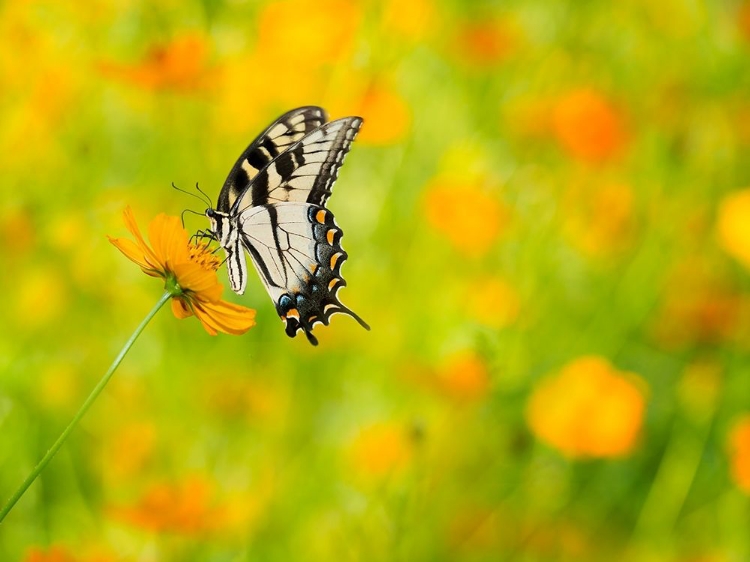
205 106 369 345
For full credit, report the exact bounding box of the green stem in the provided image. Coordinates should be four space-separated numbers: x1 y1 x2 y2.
0 291 172 524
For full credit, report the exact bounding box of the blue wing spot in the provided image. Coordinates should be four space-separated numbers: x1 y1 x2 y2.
296 294 305 307
279 295 293 310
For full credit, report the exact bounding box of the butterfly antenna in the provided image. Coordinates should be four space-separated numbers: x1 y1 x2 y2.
181 208 205 229
195 182 214 209
172 181 211 208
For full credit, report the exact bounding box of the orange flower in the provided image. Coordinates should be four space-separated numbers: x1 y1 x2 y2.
454 18 517 67
110 476 224 534
526 356 647 458
98 34 212 92
436 353 491 404
108 207 255 336
552 88 628 163
717 188 750 270
24 546 76 562
727 415 750 494
356 82 411 145
424 180 506 257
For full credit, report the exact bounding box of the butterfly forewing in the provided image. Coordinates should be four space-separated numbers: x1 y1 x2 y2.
234 116 363 212
217 106 327 213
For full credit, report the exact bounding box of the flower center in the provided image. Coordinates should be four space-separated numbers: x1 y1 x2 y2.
188 242 221 272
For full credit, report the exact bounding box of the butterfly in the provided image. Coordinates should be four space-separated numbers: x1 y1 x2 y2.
204 106 370 345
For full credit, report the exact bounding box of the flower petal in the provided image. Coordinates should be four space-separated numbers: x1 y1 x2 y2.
108 236 163 277
192 299 256 336
171 297 194 319
171 261 222 301
122 207 163 270
149 213 190 266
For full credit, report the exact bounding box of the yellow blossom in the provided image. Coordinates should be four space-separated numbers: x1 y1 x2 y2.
108 207 255 336
717 188 750 269
526 356 647 458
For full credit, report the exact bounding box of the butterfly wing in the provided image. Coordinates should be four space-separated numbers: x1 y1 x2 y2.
237 201 369 345
217 106 328 213
232 116 363 212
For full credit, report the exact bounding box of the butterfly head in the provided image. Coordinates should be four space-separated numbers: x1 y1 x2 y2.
205 208 234 247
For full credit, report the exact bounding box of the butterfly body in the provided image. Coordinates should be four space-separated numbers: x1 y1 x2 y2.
205 107 369 345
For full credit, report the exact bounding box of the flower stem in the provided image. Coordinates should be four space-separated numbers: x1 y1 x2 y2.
0 291 172 524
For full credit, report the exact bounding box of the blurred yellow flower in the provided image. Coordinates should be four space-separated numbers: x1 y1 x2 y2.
727 414 750 494
348 422 415 480
526 356 647 458
382 0 436 41
256 0 359 67
562 181 635 258
98 34 213 92
102 421 157 481
552 88 628 163
16 266 69 329
467 277 520 329
717 188 750 269
108 207 256 336
424 180 507 257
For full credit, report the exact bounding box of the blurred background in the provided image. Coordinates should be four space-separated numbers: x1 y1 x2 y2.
2 0 750 560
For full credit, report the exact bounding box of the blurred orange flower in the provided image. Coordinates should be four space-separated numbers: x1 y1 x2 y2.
348 422 415 479
108 207 256 336
98 34 212 92
424 180 507 257
454 18 517 67
652 259 743 349
552 88 628 163
437 352 492 403
727 414 750 494
717 188 750 270
562 181 635 258
110 476 224 534
23 546 114 562
356 82 411 145
526 356 647 458
24 546 75 562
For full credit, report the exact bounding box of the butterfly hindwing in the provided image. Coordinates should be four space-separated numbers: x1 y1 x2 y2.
217 106 327 213
233 116 363 211
237 202 369 345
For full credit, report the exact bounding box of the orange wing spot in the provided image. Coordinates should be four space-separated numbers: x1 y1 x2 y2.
328 278 339 290
316 210 327 223
324 304 338 314
330 252 342 269
309 315 318 323
310 263 318 274
326 229 338 245
286 308 300 320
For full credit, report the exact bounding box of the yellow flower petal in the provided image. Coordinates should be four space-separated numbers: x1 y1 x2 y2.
172 262 223 301
122 206 163 270
193 299 257 336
